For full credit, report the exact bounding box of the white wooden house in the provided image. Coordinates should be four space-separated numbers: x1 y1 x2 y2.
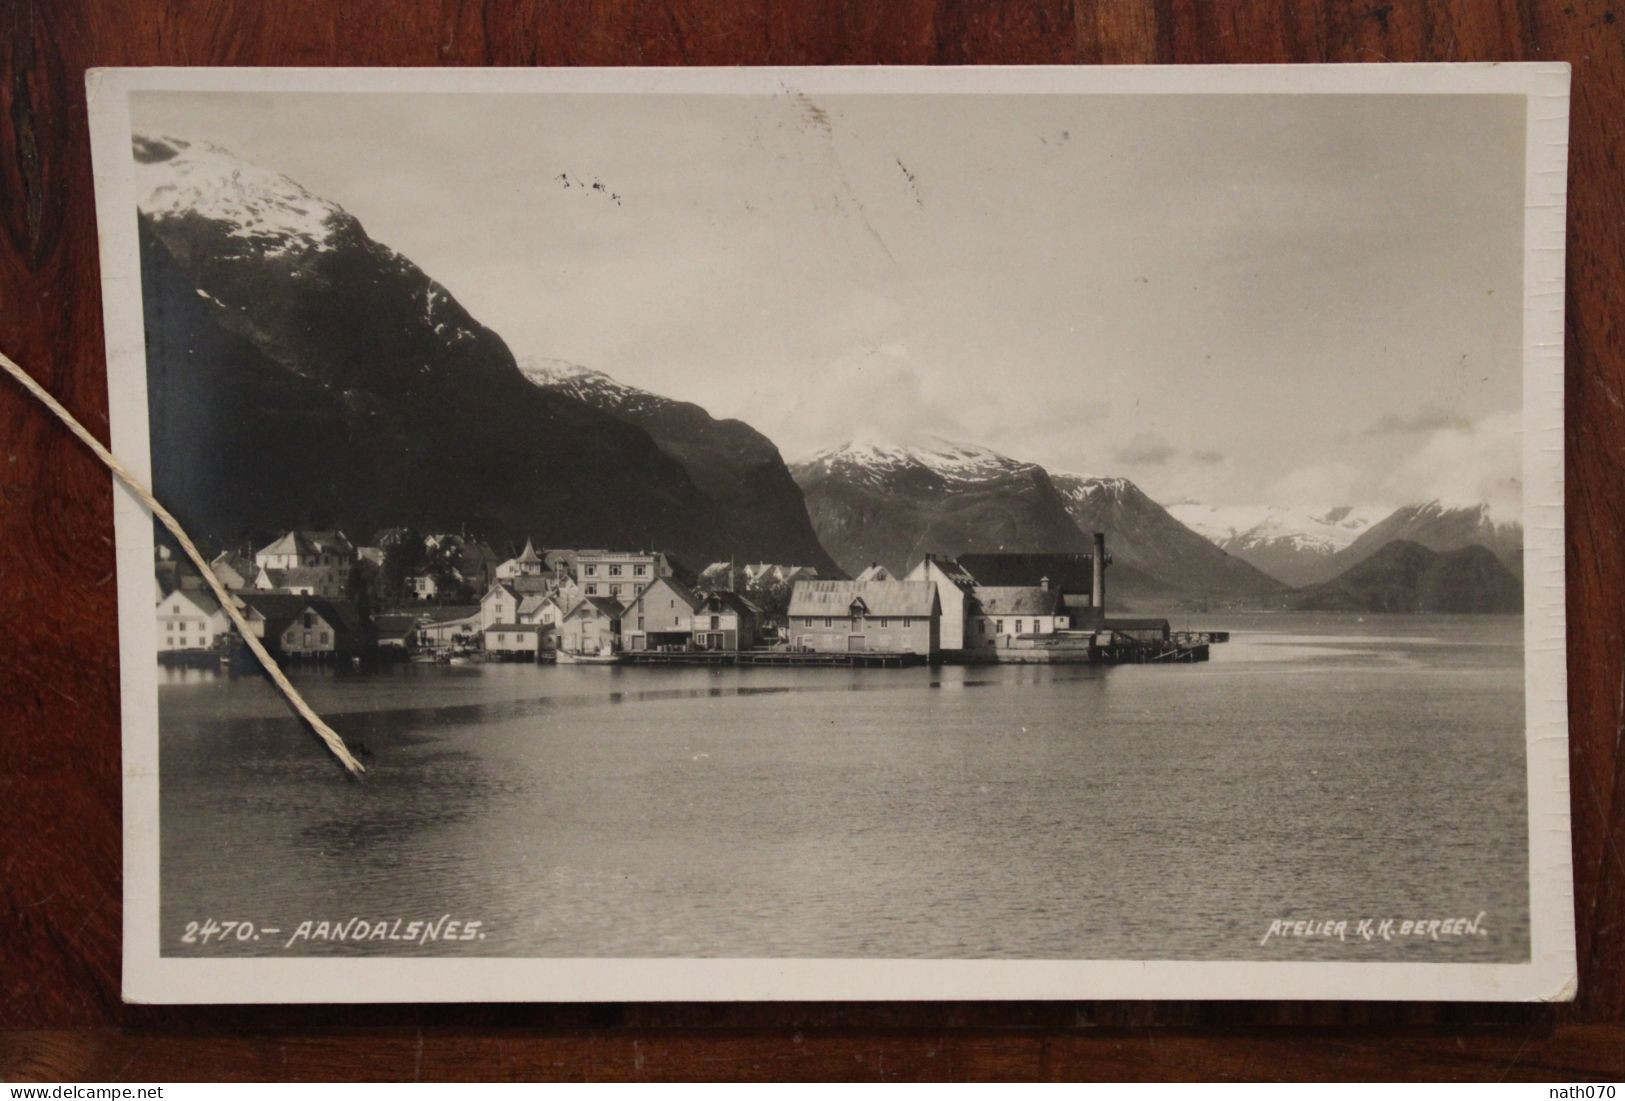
967 585 1070 650
478 582 521 632
156 588 229 652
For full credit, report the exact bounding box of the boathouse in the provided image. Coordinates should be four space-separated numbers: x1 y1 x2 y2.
621 576 704 651
692 590 763 651
560 595 623 654
483 622 548 659
373 613 421 652
787 580 941 655
411 604 482 648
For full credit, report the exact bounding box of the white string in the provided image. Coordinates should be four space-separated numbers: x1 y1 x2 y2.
2 349 366 776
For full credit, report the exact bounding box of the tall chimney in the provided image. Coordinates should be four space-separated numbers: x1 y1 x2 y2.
1092 532 1107 611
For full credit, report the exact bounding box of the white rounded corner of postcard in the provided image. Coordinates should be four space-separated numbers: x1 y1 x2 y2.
98 62 1575 1007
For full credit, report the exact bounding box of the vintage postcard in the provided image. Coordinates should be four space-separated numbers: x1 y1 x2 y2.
87 65 1573 1002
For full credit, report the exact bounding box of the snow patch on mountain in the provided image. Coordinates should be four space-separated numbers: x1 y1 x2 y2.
519 357 617 389
1168 502 1386 554
1049 472 1132 501
516 357 661 411
1415 496 1522 530
799 437 1035 485
134 134 347 255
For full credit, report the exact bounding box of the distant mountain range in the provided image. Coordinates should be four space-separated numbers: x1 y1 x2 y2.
788 440 1278 604
788 438 1524 612
1290 540 1522 614
134 134 834 572
1048 474 1283 600
1167 503 1386 586
1319 501 1522 581
1173 499 1522 587
134 132 1525 615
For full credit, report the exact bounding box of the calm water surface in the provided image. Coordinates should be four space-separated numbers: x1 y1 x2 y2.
159 613 1529 961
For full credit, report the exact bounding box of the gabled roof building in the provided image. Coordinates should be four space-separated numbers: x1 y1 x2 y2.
787 580 941 656
904 553 978 652
559 595 623 655
621 576 704 652
966 584 1071 649
691 589 763 652
254 529 355 570
155 588 230 653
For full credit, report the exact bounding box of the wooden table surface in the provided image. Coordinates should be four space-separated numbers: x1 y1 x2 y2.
2 0 1622 1082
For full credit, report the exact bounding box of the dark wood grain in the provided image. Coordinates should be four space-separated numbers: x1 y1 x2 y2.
2 0 1622 1081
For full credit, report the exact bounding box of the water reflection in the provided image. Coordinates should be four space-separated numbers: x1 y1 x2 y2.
159 614 1529 963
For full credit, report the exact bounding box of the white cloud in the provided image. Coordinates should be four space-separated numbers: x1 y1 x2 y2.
1264 462 1367 509
761 342 969 458
1380 410 1522 522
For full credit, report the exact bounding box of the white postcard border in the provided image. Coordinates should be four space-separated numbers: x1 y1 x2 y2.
87 63 1574 1004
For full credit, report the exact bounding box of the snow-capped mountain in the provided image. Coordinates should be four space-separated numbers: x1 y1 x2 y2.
519 359 656 414
135 132 491 391
519 359 837 573
789 438 1083 581
1170 499 1522 586
796 437 1041 489
1321 500 1523 582
1167 503 1387 586
1169 503 1381 553
1047 474 1282 599
134 132 792 566
790 440 1280 601
135 135 347 255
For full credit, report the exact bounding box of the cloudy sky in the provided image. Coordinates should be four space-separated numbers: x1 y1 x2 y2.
132 89 1527 511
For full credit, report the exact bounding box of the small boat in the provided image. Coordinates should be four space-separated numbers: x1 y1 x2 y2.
557 647 623 666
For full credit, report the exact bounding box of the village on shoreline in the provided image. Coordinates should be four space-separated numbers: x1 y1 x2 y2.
155 527 1218 671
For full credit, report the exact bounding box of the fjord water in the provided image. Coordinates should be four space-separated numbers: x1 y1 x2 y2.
159 613 1528 961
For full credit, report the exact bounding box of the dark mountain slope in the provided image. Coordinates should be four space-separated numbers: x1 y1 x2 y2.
139 217 706 556
1291 540 1522 614
790 441 1092 581
790 440 1280 604
1050 474 1283 599
1315 501 1524 584
134 134 787 565
520 361 837 574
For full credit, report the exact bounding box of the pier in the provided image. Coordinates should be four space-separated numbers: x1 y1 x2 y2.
1096 640 1211 664
622 649 925 669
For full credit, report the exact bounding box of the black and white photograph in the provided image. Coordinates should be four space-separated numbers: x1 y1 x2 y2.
89 65 1572 1003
